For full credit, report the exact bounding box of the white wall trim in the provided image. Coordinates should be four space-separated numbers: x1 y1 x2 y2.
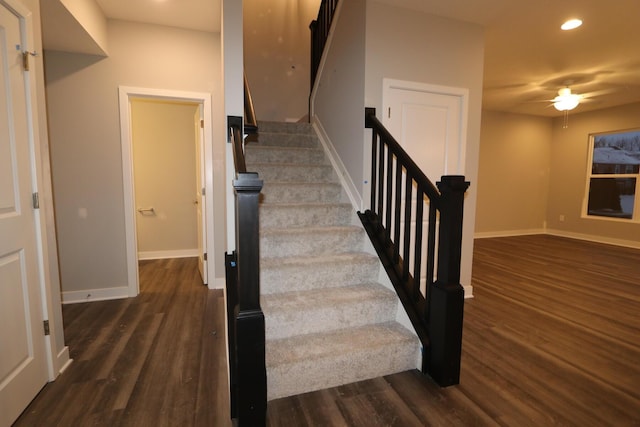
474 228 547 239
312 117 363 211
118 86 215 297
62 286 130 304
212 277 226 290
546 228 640 250
138 249 199 260
55 347 72 376
475 227 640 250
463 284 474 299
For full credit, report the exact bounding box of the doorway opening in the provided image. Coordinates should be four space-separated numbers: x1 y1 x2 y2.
118 87 214 296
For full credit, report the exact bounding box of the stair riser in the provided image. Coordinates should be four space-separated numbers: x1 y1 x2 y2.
261 257 380 294
246 147 327 165
260 204 353 229
257 133 318 148
266 338 418 400
263 296 396 340
260 184 343 204
258 121 315 135
260 229 363 258
250 164 336 183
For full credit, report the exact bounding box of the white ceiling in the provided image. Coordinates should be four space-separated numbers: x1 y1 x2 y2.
382 0 640 117
93 0 221 34
41 0 640 117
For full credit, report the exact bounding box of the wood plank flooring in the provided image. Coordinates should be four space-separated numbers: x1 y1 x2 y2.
14 258 231 427
13 235 640 426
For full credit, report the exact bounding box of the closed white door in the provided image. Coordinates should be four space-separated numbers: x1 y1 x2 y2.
383 80 467 294
0 1 49 426
384 83 465 178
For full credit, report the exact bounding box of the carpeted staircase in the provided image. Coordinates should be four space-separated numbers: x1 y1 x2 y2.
245 121 420 401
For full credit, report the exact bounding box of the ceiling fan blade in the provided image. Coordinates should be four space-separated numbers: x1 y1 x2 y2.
581 88 617 99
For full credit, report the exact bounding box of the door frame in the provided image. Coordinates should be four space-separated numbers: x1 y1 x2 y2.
118 87 214 295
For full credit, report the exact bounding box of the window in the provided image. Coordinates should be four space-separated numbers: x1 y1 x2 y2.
584 129 640 221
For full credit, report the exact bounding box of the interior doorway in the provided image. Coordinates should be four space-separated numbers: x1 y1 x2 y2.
118 87 214 295
130 99 200 260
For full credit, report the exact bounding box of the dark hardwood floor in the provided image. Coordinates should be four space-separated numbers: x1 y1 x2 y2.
14 235 640 426
14 258 231 427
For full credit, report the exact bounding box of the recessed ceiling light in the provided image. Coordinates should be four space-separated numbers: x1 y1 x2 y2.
561 19 583 31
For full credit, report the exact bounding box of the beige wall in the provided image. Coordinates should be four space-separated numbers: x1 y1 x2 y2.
60 0 108 53
131 99 199 258
312 0 367 205
476 102 640 247
547 102 640 245
244 0 321 121
45 20 226 296
475 111 552 235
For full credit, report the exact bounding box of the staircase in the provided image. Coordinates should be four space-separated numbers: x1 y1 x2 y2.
245 121 420 401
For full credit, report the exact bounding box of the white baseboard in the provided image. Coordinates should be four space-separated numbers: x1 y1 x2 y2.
475 227 640 249
474 228 546 239
546 228 640 249
138 249 198 260
463 284 474 299
56 347 72 376
210 276 225 290
312 117 363 211
62 286 130 304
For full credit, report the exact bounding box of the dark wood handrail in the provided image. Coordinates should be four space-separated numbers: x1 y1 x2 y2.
365 110 440 202
244 73 258 137
229 116 247 174
361 108 469 387
225 117 266 426
309 0 339 89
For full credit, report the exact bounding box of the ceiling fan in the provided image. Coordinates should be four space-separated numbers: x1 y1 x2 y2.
544 85 614 127
547 85 615 111
552 87 581 111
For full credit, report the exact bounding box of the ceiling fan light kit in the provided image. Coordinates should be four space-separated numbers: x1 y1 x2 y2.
561 18 583 31
553 87 581 111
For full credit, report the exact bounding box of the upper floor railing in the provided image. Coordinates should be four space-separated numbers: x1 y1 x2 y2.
309 0 339 89
360 108 469 386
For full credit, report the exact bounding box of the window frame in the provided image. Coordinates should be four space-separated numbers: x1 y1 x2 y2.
582 128 640 223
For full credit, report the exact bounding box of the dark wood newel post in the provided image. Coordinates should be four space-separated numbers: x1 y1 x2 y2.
428 175 469 386
233 172 267 426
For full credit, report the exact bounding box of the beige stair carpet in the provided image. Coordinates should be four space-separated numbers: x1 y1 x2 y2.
246 121 419 401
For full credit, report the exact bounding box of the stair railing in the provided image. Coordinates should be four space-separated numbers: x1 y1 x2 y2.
225 116 267 426
309 0 339 89
244 73 258 140
361 108 469 387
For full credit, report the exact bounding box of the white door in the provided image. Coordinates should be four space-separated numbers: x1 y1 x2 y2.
194 107 207 284
0 1 48 426
384 82 466 178
383 79 468 294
